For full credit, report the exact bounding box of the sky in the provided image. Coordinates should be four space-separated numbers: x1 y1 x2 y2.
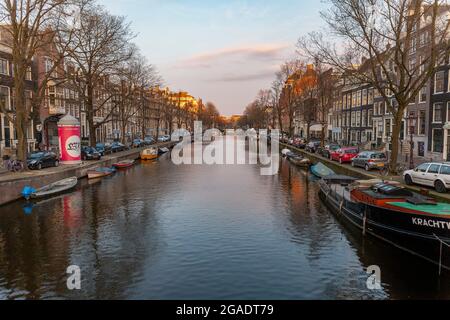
98 0 327 116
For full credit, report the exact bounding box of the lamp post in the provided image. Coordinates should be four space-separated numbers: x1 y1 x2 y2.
407 114 417 170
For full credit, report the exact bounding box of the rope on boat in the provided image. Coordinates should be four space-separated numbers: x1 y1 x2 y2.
433 234 450 276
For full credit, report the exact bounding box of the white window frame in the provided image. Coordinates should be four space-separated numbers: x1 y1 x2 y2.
433 103 444 123
0 58 9 76
435 71 445 94
0 85 11 110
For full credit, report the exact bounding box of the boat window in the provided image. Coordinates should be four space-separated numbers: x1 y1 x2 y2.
345 149 358 154
428 164 441 174
417 163 430 172
440 166 450 175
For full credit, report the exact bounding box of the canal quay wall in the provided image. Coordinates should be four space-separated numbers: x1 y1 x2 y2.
0 142 176 206
281 143 450 203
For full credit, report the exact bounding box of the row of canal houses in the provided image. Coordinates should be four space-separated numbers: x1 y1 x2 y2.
0 26 201 159
328 7 450 163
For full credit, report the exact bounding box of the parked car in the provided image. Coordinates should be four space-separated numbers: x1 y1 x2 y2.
318 144 340 159
404 162 450 193
330 147 359 164
293 138 307 149
352 151 387 171
95 143 112 156
144 136 156 145
132 139 145 148
158 135 171 143
81 147 102 161
111 141 127 153
27 151 59 170
305 141 321 153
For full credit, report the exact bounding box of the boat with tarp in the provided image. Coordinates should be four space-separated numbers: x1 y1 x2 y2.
311 162 335 178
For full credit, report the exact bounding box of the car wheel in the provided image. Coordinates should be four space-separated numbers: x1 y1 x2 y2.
54 160 59 167
435 180 447 193
404 175 413 186
365 164 370 171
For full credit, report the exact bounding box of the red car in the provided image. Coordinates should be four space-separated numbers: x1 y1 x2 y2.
330 147 359 164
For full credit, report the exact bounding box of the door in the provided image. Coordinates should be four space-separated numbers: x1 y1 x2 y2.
412 163 431 185
356 153 366 167
424 164 441 187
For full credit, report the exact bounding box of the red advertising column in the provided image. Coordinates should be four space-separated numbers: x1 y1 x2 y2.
58 115 82 165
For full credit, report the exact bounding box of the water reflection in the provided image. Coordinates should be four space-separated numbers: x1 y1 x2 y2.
0 149 448 299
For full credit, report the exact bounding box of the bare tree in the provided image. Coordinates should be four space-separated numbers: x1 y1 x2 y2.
115 52 161 143
0 0 80 161
299 0 450 173
63 2 134 145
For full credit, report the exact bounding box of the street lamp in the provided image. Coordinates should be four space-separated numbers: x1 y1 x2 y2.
406 114 417 170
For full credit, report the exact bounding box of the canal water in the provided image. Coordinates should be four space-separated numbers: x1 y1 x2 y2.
0 141 448 299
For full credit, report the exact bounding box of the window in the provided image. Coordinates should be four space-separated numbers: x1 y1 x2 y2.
432 129 443 153
448 102 450 122
351 112 355 127
435 71 445 93
409 57 416 72
0 86 10 110
368 89 374 104
440 166 450 175
385 119 392 136
433 103 443 123
368 110 373 126
362 89 368 105
0 58 8 75
362 109 367 127
419 86 427 103
356 111 361 127
25 66 32 81
419 110 426 135
417 163 430 172
428 164 441 174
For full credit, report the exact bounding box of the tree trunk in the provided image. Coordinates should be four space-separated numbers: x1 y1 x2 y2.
87 85 97 146
389 113 404 175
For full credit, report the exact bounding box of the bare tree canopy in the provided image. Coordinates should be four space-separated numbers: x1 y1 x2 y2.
298 0 450 173
62 1 135 145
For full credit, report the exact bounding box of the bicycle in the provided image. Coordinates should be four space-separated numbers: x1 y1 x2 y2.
7 159 24 172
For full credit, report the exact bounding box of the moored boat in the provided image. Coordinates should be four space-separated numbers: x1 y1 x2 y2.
159 147 170 155
311 162 335 178
113 160 135 169
141 147 159 160
87 167 116 179
319 176 450 271
288 155 311 168
21 177 78 200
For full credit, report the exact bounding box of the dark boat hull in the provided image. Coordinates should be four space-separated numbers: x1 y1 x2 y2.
319 183 450 271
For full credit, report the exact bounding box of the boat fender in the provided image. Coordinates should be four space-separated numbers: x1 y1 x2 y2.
21 186 36 200
339 201 344 215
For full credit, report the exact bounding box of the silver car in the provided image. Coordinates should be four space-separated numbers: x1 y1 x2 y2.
352 151 387 171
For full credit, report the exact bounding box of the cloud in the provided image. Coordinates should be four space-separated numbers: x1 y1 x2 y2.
213 70 277 82
177 43 289 69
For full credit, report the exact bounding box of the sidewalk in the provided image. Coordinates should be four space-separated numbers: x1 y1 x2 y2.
282 143 450 203
0 141 175 205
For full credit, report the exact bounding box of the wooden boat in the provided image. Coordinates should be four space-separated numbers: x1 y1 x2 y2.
159 147 170 155
311 162 335 178
319 177 450 271
141 147 159 160
87 167 116 179
22 177 78 200
288 155 312 168
113 160 135 169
